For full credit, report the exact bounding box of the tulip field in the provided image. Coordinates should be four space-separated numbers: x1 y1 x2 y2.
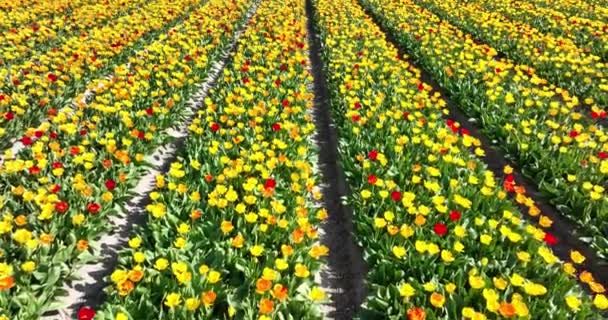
0 0 607 319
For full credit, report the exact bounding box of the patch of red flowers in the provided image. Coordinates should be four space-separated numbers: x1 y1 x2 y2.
105 179 116 191
367 175 377 185
544 233 558 245
21 136 33 146
264 178 276 190
78 306 95 320
368 150 378 160
50 185 60 193
29 166 41 175
434 223 448 236
391 191 401 201
449 210 461 221
87 203 101 215
55 201 69 214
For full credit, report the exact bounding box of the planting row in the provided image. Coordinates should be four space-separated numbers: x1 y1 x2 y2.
469 0 607 61
0 0 253 317
0 0 92 30
99 0 328 318
0 0 149 66
0 0 201 150
359 0 608 258
312 0 607 317
415 0 608 110
529 0 608 24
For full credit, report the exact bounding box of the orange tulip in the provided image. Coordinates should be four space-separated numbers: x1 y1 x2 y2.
259 298 274 315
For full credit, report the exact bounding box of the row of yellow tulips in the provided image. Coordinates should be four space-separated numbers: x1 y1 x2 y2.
98 0 328 318
312 0 607 317
359 0 608 258
0 0 201 150
528 0 608 24
466 0 607 61
0 0 254 317
0 0 149 66
416 0 608 110
0 0 92 30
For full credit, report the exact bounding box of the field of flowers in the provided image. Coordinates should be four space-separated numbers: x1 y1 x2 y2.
0 0 607 319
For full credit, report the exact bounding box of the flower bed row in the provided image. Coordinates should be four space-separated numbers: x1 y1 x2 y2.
0 0 91 30
98 0 328 319
0 0 149 66
529 0 608 24
415 0 608 110
359 0 608 258
0 0 202 150
468 0 607 61
0 0 35 11
0 0 254 317
311 0 607 317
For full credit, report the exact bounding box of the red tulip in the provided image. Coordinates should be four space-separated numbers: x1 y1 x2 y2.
105 179 116 191
78 306 95 320
55 201 69 214
264 178 276 190
368 150 378 160
210 123 220 132
271 123 281 131
434 223 448 236
29 166 41 175
449 210 461 221
367 175 377 185
544 233 558 245
21 136 33 146
47 73 58 82
87 203 101 215
391 191 401 201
